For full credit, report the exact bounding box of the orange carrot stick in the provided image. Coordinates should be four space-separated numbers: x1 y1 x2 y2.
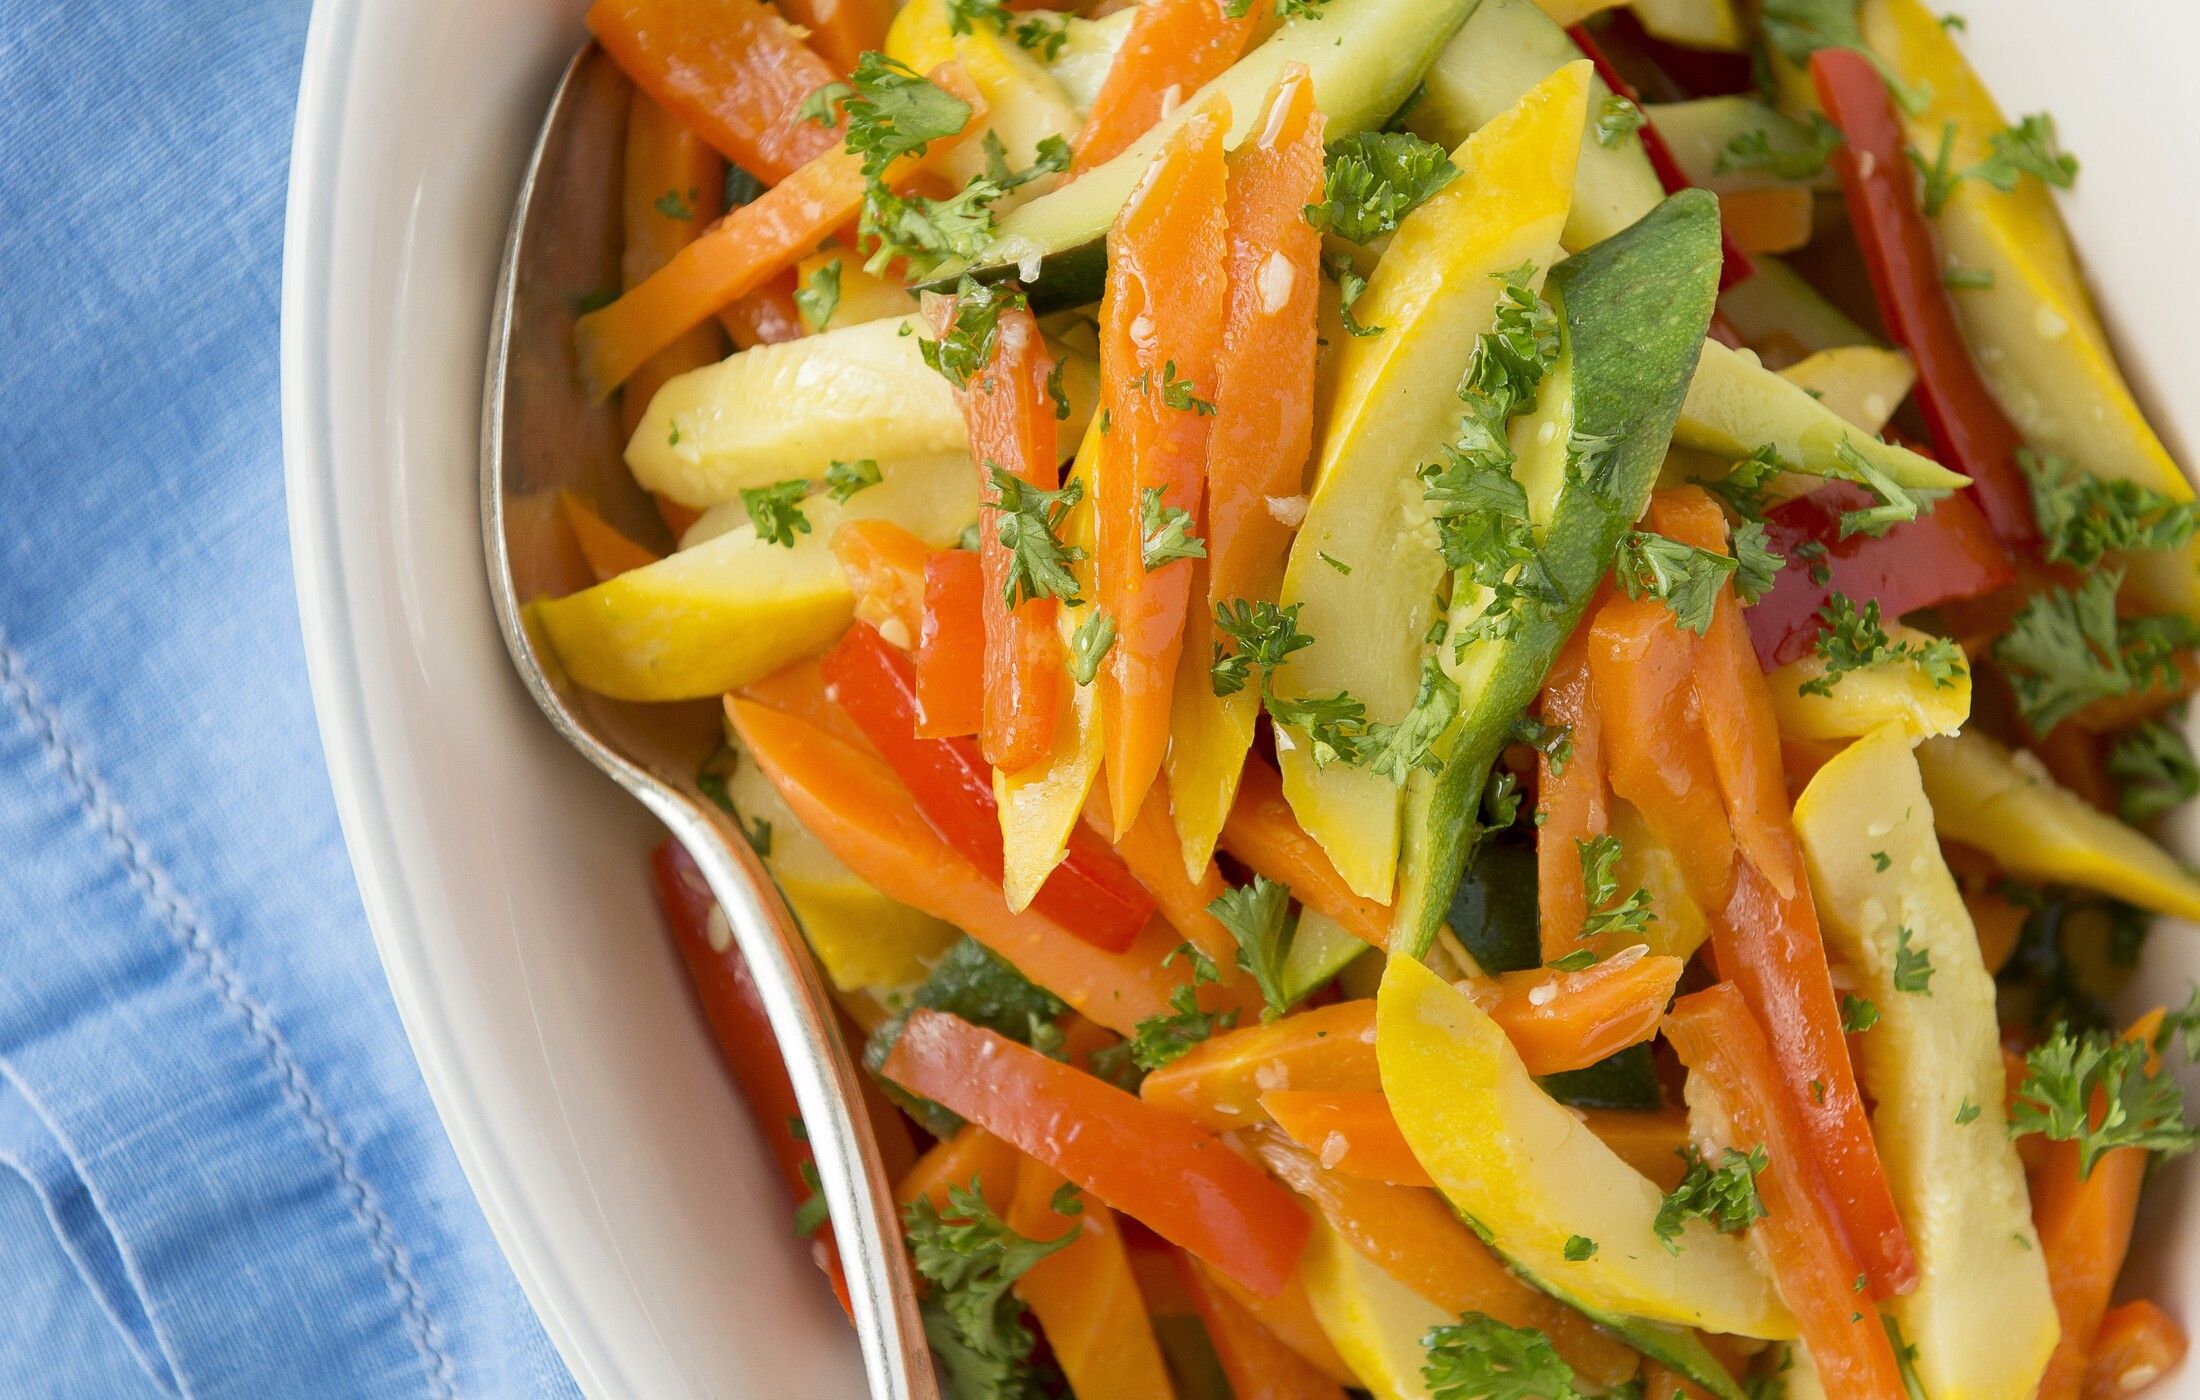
775 0 892 75
829 518 930 647
719 268 807 350
738 658 874 752
1536 629 1610 961
897 1123 1020 1213
728 695 1194 1035
1167 64 1325 869
1175 1249 1348 1399
1251 1128 1639 1387
1259 1090 1433 1188
1096 99 1230 829
1086 781 1238 973
588 0 842 184
558 491 662 582
1199 1264 1357 1387
1477 950 1685 1076
2035 1010 2168 1400
1579 1108 1692 1192
1009 1155 1179 1400
1140 1001 1380 1132
1665 984 1907 1398
1069 0 1258 175
2084 1300 2187 1400
929 288 1064 772
576 67 981 398
1221 756 1391 949
619 91 728 441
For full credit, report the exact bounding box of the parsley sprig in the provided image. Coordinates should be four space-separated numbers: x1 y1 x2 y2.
1993 569 2199 735
1615 531 1738 635
922 277 1025 390
1761 0 1931 114
1304 131 1459 244
1714 112 1843 182
1799 593 1966 698
986 464 1086 610
1422 1314 1579 1400
2109 715 2200 823
1139 487 1205 570
1209 875 1298 1020
1653 1145 1768 1252
742 479 813 547
1323 250 1382 338
795 258 841 330
1908 112 2079 217
904 1180 1075 1396
825 457 881 502
1068 609 1115 686
2022 449 2199 568
2009 1024 2198 1179
1576 834 1656 943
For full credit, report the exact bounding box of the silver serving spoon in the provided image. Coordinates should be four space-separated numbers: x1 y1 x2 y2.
480 44 936 1400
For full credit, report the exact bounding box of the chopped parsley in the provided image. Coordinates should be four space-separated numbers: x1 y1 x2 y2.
1703 444 1783 522
1211 599 1314 697
824 457 881 502
1044 360 1071 421
1548 949 1599 973
1049 1182 1083 1216
904 1180 1075 1398
1068 609 1116 686
1120 984 1239 1071
1713 112 1842 181
2009 1024 2198 1179
922 277 1026 390
987 464 1086 609
793 1159 828 1236
1323 249 1382 338
1576 834 1656 943
795 258 842 330
1892 925 1934 994
1614 530 1739 635
806 54 969 177
2021 449 2199 569
1357 657 1462 784
742 479 813 547
1872 851 1892 872
1799 593 1966 698
1209 875 1297 1020
1761 0 1931 114
1955 1098 1981 1126
1594 97 1643 151
1830 439 1942 538
1842 994 1881 1033
1653 1145 1768 1253
1992 568 2199 735
1319 551 1352 575
1909 112 2079 217
1138 487 1205 569
1304 131 1459 244
653 186 698 221
1942 265 1995 290
1731 520 1784 604
1422 1314 1578 1400
2108 715 2199 823
1157 360 1216 417
1563 1235 1598 1261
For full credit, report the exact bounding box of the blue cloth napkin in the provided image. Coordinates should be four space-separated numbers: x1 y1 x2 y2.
0 4 579 1395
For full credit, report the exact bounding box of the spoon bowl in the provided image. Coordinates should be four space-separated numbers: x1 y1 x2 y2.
478 44 935 1400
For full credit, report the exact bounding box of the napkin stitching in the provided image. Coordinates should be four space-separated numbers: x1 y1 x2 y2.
0 635 460 1400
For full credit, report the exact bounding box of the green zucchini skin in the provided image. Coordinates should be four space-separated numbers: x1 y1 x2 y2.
1394 189 1724 958
923 0 1486 310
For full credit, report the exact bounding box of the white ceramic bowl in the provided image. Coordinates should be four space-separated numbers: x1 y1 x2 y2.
282 2 2200 1395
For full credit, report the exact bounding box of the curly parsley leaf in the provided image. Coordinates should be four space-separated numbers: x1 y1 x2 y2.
1971 112 2079 194
653 186 698 220
988 464 1086 609
1069 609 1116 687
1654 1145 1768 1252
1800 593 1966 698
922 277 1027 390
1842 994 1881 1033
1122 983 1240 1072
795 258 842 331
1157 360 1216 417
1211 599 1315 698
1324 249 1383 338
1209 874 1298 1020
2009 1024 2198 1179
1731 520 1784 604
825 457 881 502
1358 657 1463 785
1615 531 1739 635
827 54 972 179
1138 486 1206 570
1993 568 2200 735
1304 131 1459 244
1830 439 1941 538
1422 1313 1579 1400
905 1180 1074 1396
2109 715 2200 824
2021 449 2199 569
1714 112 1843 181
1594 95 1644 149
742 479 813 548
1577 834 1657 943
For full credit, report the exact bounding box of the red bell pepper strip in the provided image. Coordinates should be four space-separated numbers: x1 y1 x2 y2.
1710 855 1919 1297
729 695 1189 1035
1664 983 1908 1398
1811 49 2039 553
880 1009 1312 1297
1743 481 2015 670
1569 24 1754 291
927 289 1066 772
588 0 843 185
650 839 851 1315
915 549 985 738
819 622 1152 949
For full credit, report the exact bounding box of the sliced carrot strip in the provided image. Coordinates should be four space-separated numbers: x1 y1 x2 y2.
1140 1001 1380 1132
2035 1010 2167 1400
1096 98 1230 828
588 0 842 184
1221 757 1392 949
2084 1300 2187 1400
1536 628 1610 961
1009 1154 1179 1400
897 1123 1019 1213
1199 1264 1357 1388
619 91 728 441
1260 1090 1432 1188
1251 1128 1639 1387
930 288 1064 771
728 696 1191 1035
1167 63 1325 873
1070 0 1258 175
1718 186 1814 256
882 1010 1311 1296
775 0 891 75
1579 1108 1692 1192
1478 950 1685 1076
1175 1248 1348 1399
829 517 929 646
1087 781 1238 974
1665 983 1907 1398
558 490 662 582
576 67 981 398
916 549 986 738
719 269 807 350
736 658 872 751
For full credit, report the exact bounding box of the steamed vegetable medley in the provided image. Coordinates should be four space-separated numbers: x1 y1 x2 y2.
549 0 2200 1393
